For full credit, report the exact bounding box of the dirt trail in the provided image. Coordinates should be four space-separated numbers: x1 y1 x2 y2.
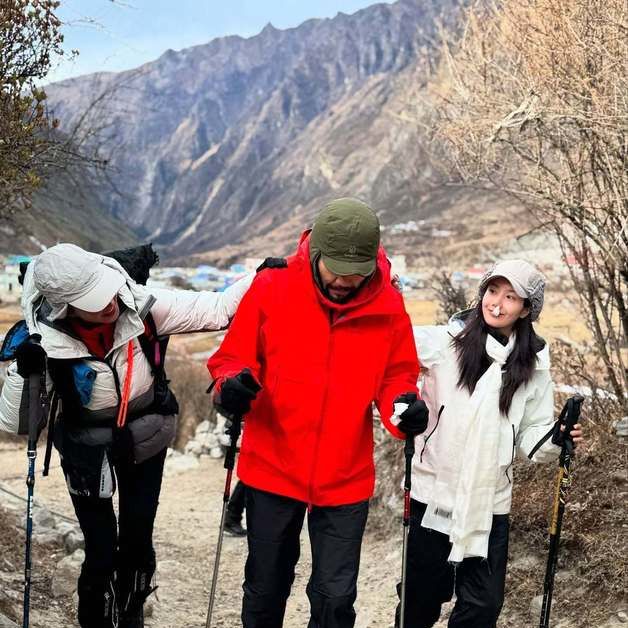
0 444 425 628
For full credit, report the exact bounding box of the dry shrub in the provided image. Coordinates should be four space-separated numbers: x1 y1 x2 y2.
432 0 628 411
370 421 405 536
510 393 627 626
431 269 471 324
165 355 216 450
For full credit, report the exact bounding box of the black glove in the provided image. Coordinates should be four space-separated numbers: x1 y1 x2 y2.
15 334 46 378
394 393 429 436
551 419 576 450
215 369 262 418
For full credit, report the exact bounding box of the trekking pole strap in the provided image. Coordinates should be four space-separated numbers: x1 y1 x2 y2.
42 391 59 477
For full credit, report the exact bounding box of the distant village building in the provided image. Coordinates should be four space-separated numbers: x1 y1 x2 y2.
465 266 488 280
0 255 29 303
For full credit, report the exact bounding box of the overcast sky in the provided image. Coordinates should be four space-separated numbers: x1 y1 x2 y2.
50 0 394 82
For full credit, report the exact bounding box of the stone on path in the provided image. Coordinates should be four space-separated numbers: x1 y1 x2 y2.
52 549 85 598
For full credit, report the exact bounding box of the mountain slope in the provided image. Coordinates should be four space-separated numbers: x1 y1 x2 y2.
45 0 466 260
0 167 138 254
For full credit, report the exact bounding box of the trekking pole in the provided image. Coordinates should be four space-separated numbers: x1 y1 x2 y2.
539 395 583 628
399 432 415 628
23 368 46 628
205 414 242 628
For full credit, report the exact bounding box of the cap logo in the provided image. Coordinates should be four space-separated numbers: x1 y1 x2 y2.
347 245 357 256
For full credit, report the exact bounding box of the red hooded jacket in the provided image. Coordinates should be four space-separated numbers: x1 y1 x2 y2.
207 232 419 506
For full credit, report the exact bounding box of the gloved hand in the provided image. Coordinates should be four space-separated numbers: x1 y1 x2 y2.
15 334 46 378
215 369 262 418
551 419 583 450
394 392 429 436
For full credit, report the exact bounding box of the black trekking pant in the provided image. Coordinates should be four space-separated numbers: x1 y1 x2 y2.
242 486 369 628
396 500 509 628
68 447 166 627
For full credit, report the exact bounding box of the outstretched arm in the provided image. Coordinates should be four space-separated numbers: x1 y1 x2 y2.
207 273 268 386
149 273 254 336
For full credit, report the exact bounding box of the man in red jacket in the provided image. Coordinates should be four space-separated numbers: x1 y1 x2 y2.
207 198 428 628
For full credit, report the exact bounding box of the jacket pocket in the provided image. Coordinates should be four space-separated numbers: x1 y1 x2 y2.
128 413 176 464
55 421 115 498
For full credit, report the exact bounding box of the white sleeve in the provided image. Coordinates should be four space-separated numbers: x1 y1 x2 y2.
516 374 560 463
0 362 25 434
149 273 255 336
413 325 448 370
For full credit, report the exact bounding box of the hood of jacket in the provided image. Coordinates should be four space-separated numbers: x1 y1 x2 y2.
21 253 155 360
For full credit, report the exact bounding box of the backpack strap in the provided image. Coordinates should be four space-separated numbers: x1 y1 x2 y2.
137 312 169 375
43 390 59 476
137 312 179 416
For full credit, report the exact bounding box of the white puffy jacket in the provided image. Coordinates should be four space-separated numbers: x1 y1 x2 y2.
0 256 253 434
412 318 560 515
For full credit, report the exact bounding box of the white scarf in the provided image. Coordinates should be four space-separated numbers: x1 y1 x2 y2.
421 332 516 562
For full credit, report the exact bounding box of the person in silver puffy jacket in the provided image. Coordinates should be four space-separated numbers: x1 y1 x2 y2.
0 243 252 628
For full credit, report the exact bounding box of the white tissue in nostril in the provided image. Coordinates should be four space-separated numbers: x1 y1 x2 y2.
492 306 501 316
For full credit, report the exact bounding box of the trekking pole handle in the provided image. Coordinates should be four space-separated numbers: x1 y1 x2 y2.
404 434 415 458
223 415 243 471
23 334 45 451
27 374 42 452
558 395 584 456
404 434 415 486
403 434 415 512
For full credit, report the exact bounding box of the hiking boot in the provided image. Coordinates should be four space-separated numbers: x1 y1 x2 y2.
77 569 118 628
117 564 154 628
118 607 144 628
224 512 247 537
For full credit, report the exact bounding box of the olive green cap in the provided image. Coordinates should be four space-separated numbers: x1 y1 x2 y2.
310 198 380 276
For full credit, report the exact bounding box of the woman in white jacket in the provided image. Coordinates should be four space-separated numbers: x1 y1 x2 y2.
0 243 253 628
396 259 583 628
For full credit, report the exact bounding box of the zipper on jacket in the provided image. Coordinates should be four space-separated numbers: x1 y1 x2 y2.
307 321 334 507
420 405 444 463
505 424 515 484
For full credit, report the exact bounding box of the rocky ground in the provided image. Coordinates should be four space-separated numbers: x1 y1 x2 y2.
0 303 625 628
1 425 626 628
0 436 407 628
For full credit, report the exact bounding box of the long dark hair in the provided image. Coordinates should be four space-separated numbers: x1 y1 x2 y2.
451 299 546 415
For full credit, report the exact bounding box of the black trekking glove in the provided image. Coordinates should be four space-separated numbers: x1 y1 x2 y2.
15 334 46 378
215 369 262 418
394 393 429 436
551 419 575 449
